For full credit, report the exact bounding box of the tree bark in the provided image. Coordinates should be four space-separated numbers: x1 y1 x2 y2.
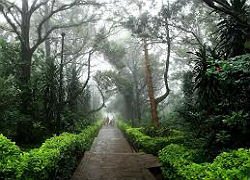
17 0 33 114
44 2 51 62
135 83 142 122
156 18 171 104
56 32 65 133
143 38 159 127
44 3 57 133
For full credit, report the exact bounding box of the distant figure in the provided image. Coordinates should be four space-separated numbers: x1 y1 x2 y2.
108 118 112 126
104 113 115 127
104 116 109 126
110 117 116 127
111 118 115 126
109 118 114 126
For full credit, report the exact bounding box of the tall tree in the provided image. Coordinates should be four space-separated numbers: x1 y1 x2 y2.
124 10 173 127
0 0 99 114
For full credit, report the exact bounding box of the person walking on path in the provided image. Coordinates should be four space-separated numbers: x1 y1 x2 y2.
104 116 109 126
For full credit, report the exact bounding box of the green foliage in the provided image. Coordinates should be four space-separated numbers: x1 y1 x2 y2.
0 38 19 77
0 37 96 143
221 111 248 128
181 0 250 158
159 144 195 179
119 120 245 180
180 53 250 157
159 144 250 180
118 121 184 155
206 54 250 79
126 128 165 155
0 76 22 138
0 122 101 179
40 58 59 134
0 40 19 119
214 0 250 57
141 126 172 137
161 110 188 131
0 134 22 179
0 76 18 109
98 40 126 69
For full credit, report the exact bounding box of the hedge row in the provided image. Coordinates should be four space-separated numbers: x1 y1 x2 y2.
117 121 184 155
118 121 250 179
159 144 250 180
0 122 101 180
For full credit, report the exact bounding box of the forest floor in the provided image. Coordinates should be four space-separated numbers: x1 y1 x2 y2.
71 126 161 180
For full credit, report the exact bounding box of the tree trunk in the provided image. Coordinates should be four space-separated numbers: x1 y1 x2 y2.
14 0 35 144
19 45 33 111
43 3 58 133
143 38 160 127
56 33 65 133
135 85 142 122
18 0 33 114
155 15 171 104
15 45 34 144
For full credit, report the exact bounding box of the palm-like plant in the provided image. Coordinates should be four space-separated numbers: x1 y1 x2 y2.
203 0 250 57
191 45 220 111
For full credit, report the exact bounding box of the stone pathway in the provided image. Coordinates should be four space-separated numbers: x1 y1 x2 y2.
71 126 160 180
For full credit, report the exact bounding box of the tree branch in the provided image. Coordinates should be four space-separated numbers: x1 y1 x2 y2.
156 20 171 104
0 24 14 32
85 85 106 115
8 9 21 28
32 16 98 52
81 51 93 91
64 50 94 105
0 9 22 42
0 0 22 13
35 0 100 46
168 23 203 46
30 0 50 15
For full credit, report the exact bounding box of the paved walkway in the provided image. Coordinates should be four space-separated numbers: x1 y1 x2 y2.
71 126 160 180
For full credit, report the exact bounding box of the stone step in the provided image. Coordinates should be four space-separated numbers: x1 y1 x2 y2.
71 127 161 180
72 152 157 180
138 153 161 168
73 152 161 173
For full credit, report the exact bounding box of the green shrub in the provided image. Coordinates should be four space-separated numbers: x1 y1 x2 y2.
207 148 250 179
118 121 131 132
76 123 101 151
141 126 172 137
19 133 78 179
0 122 101 180
0 134 22 179
0 134 21 159
159 144 195 179
119 121 250 179
118 121 185 155
19 148 61 179
159 144 250 180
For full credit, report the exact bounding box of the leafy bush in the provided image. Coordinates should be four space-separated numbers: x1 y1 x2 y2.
0 76 21 138
126 128 166 155
19 133 78 179
159 144 195 179
206 148 250 179
179 54 250 158
141 126 172 137
0 122 101 179
0 134 22 179
120 121 250 179
118 121 184 155
159 144 250 180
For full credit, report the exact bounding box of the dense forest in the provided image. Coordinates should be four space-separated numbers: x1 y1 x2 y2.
0 0 250 179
